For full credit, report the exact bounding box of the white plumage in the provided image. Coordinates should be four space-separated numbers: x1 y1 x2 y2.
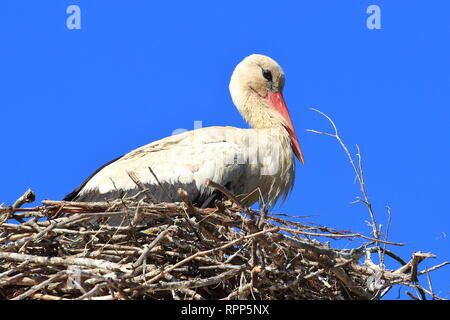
64 54 304 208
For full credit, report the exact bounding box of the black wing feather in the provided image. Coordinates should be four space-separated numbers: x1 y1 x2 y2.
63 154 124 201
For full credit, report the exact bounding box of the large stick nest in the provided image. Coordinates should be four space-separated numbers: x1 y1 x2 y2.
0 188 446 300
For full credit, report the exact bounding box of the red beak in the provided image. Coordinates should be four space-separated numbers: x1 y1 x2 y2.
266 91 304 164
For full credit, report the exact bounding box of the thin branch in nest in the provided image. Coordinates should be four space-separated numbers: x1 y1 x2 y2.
306 108 381 246
417 261 450 276
0 189 36 224
127 171 156 202
11 270 67 300
177 189 194 213
0 251 126 273
75 282 108 300
205 178 245 211
279 227 403 246
380 205 392 268
132 226 177 270
148 166 172 200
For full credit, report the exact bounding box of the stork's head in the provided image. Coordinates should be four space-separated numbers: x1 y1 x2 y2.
229 54 304 164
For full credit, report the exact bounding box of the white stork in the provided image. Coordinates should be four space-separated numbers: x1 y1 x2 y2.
64 54 304 208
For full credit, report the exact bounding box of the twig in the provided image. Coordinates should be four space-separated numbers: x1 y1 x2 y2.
148 166 172 200
11 271 67 300
417 261 450 275
279 227 403 246
127 171 156 202
0 252 126 273
12 189 36 210
1 189 36 224
76 282 108 300
132 226 176 269
307 108 381 246
205 179 245 211
424 268 435 300
380 206 392 268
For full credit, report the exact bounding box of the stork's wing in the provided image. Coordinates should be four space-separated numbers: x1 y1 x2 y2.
64 126 251 207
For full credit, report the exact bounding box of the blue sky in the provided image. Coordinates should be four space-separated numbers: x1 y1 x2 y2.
1 1 449 299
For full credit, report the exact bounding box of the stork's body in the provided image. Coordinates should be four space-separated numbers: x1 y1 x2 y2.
65 55 304 208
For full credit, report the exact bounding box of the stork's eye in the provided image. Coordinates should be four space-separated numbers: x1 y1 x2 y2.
262 69 272 82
